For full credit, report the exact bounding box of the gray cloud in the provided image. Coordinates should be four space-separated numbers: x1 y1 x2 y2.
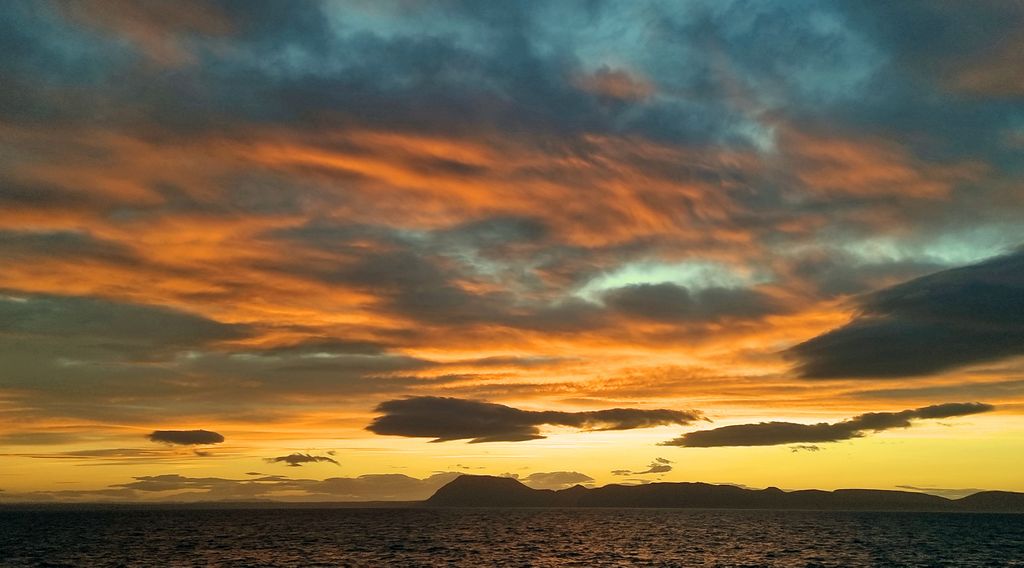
147 430 225 446
790 249 1024 379
367 396 703 443
265 453 339 467
604 283 782 323
662 402 994 447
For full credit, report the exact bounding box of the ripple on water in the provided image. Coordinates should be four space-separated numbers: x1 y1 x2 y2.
0 508 1022 567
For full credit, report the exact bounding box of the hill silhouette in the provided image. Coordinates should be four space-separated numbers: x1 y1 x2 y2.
425 475 1024 512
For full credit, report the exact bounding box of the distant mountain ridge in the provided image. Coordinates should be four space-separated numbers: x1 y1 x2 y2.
425 475 1024 512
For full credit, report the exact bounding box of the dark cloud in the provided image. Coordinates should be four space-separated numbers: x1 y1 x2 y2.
147 429 225 446
603 283 782 323
367 396 702 443
790 249 1024 378
612 457 673 476
662 402 994 448
636 457 673 474
790 445 822 453
265 453 339 467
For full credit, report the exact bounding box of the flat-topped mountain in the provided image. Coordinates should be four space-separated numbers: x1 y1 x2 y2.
425 475 1024 512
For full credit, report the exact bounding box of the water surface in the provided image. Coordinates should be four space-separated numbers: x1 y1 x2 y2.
1 507 1022 567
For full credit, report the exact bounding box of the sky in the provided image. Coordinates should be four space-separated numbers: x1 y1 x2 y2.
1 0 1023 503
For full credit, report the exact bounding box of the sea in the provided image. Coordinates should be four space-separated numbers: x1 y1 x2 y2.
1 507 1022 567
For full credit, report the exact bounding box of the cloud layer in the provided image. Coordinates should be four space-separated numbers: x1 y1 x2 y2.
367 397 702 443
663 403 995 448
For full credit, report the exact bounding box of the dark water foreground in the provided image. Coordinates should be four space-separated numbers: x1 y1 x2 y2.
1 508 1022 567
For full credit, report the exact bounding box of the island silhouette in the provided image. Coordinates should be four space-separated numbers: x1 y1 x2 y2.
423 475 1024 512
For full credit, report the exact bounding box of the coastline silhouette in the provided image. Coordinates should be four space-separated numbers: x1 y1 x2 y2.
423 475 1024 512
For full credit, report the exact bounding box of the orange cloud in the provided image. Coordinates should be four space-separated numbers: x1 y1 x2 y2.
780 128 986 199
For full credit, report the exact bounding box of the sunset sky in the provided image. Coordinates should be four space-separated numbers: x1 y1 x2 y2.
2 0 1023 502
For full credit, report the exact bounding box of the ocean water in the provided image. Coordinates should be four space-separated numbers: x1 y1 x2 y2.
1 508 1022 567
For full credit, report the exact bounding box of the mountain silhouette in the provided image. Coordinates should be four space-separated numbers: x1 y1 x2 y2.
425 475 1024 512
